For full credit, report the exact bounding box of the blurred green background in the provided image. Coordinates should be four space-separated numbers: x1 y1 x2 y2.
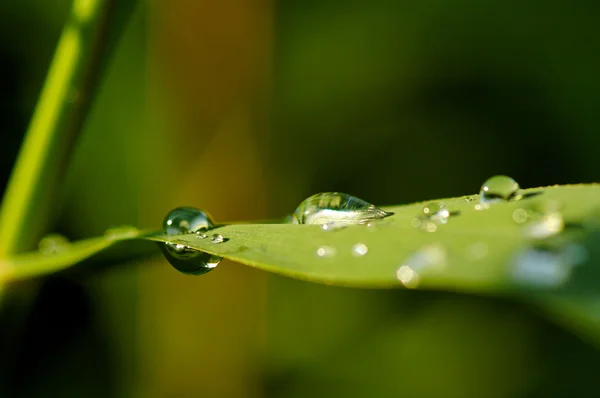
1 0 600 397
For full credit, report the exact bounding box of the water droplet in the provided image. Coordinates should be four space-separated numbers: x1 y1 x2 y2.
292 192 393 226
396 244 447 288
422 201 450 224
38 234 70 254
160 207 222 275
195 231 208 239
104 225 139 241
163 207 215 235
465 196 476 202
352 243 369 257
316 245 336 258
479 175 522 204
210 234 225 244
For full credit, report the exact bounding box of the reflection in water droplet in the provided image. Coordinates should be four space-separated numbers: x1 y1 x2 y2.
104 225 139 241
512 209 528 224
396 245 447 288
316 246 336 258
292 192 393 226
479 175 522 204
422 201 450 224
352 243 369 257
320 222 346 232
210 234 225 244
163 207 214 235
160 207 222 275
39 234 70 254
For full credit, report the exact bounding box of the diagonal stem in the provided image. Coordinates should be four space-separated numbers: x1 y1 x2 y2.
0 0 137 257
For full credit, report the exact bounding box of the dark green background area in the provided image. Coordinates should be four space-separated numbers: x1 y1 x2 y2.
1 0 599 397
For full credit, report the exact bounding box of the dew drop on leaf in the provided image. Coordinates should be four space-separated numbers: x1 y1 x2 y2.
210 234 225 244
316 245 336 258
479 175 522 204
38 234 70 254
292 192 393 226
163 207 215 235
422 201 450 224
396 244 447 288
160 207 222 275
352 243 369 257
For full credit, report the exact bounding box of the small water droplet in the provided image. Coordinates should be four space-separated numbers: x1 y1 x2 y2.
292 192 393 226
422 201 450 224
104 225 139 241
512 209 528 224
396 244 447 288
525 212 564 239
465 196 476 202
195 231 208 239
160 207 222 275
316 245 336 258
352 243 369 257
210 234 225 244
38 234 70 254
479 175 522 204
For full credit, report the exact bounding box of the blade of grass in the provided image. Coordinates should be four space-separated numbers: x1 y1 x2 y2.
0 0 137 258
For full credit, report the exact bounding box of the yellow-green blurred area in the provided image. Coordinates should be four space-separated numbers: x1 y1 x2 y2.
1 0 600 397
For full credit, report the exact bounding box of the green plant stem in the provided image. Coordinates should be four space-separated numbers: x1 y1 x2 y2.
0 0 136 258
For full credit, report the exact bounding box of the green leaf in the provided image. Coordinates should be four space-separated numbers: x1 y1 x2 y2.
1 184 600 343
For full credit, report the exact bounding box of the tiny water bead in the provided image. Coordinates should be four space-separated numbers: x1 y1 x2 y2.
421 201 450 224
352 243 369 257
396 244 447 288
316 246 336 258
292 192 393 225
160 206 222 275
479 175 522 204
38 234 70 254
210 234 225 244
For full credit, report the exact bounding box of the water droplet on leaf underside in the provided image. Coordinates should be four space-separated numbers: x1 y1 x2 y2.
39 234 70 254
292 192 393 226
160 207 223 275
479 175 522 204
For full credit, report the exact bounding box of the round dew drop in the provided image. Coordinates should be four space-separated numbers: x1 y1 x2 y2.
479 175 522 204
160 207 223 275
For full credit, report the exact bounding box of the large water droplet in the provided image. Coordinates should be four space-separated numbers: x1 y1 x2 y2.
160 207 222 275
521 200 564 239
479 175 522 204
39 234 70 254
292 192 393 226
210 234 225 244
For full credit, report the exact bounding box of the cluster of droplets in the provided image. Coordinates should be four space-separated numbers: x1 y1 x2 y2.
159 207 224 275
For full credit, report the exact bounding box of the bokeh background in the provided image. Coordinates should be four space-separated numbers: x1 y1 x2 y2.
1 0 600 397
